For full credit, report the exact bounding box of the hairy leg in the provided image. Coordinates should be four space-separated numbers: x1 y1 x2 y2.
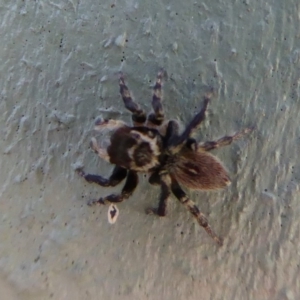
148 170 161 185
198 127 254 151
164 120 199 151
164 120 179 144
146 173 171 216
76 165 127 187
148 69 165 126
170 178 223 246
169 91 212 152
88 170 138 205
119 73 147 125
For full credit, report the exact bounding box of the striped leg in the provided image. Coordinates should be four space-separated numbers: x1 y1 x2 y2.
147 173 171 216
148 69 165 126
76 165 127 187
119 73 146 125
198 127 254 151
171 178 223 246
88 171 138 205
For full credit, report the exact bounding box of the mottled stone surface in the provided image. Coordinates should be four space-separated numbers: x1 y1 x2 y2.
0 1 299 299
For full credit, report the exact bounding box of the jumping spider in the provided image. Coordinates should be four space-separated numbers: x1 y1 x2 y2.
77 70 252 246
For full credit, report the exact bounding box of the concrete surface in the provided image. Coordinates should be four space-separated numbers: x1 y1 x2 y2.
0 0 299 299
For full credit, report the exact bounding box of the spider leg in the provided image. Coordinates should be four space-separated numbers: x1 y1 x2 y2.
148 170 161 185
94 118 126 132
88 170 138 205
119 73 147 125
148 69 165 126
76 165 127 187
89 137 110 162
164 120 198 150
170 178 223 246
164 120 179 142
198 127 254 151
169 92 212 152
146 174 171 216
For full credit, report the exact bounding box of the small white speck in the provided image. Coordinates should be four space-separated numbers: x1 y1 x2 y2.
108 204 119 224
115 33 127 48
100 75 108 82
172 42 178 52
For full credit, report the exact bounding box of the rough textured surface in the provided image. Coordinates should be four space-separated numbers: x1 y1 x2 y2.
0 0 299 299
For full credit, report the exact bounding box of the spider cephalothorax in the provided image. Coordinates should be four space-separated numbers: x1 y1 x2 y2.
77 70 252 246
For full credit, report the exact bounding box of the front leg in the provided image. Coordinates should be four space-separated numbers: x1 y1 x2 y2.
164 120 179 146
119 73 147 125
88 170 138 205
169 92 212 152
165 121 199 151
76 165 127 187
148 69 165 126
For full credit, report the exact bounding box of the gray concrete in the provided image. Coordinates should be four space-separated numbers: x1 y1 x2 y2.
0 0 299 299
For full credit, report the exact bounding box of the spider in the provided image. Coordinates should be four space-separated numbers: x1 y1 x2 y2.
77 70 252 246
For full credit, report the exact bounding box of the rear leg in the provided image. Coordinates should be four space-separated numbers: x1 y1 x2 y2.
148 69 165 126
146 173 171 216
119 73 147 125
198 127 254 151
88 170 138 205
171 178 223 246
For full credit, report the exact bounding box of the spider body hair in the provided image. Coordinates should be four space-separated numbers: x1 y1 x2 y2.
168 148 231 190
77 70 252 246
107 126 163 172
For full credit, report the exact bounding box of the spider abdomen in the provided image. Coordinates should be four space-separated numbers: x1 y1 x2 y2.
169 149 231 190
